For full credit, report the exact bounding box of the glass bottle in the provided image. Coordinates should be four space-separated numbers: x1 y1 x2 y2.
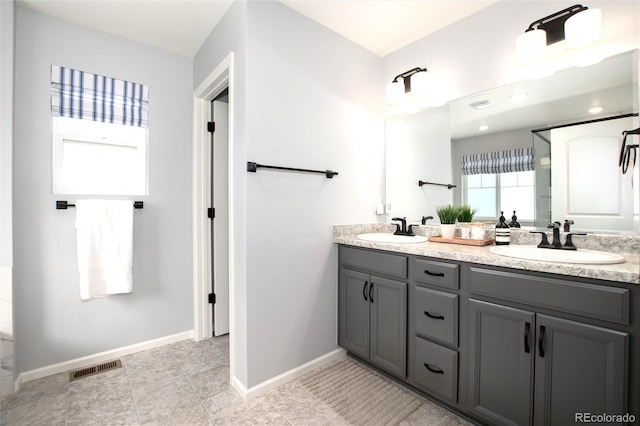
495 211 510 245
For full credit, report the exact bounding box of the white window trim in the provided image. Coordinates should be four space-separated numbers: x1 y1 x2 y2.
463 171 536 223
51 116 148 195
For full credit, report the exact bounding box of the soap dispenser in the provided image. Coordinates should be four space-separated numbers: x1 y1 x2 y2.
509 211 521 228
495 211 510 245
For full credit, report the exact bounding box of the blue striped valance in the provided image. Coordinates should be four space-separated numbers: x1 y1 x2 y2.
462 148 535 175
51 65 149 128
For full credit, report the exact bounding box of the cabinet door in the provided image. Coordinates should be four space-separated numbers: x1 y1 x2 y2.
338 268 370 359
370 275 407 377
533 314 628 426
469 299 534 426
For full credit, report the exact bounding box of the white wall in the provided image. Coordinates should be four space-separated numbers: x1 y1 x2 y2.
13 6 194 374
383 1 639 106
0 0 14 267
193 0 249 387
195 0 384 390
0 0 15 396
244 1 383 388
386 106 452 222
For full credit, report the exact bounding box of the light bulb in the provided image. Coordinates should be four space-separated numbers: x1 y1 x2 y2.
386 80 404 104
409 71 429 96
516 29 547 64
565 8 602 49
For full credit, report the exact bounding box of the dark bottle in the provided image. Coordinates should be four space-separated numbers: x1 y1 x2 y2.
495 211 510 245
509 211 521 228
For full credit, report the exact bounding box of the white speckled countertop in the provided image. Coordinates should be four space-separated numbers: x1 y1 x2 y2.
334 224 640 284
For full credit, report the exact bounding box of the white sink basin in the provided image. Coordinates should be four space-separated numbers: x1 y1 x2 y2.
490 245 625 265
357 233 428 244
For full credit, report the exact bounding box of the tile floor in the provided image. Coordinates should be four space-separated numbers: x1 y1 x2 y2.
0 336 472 425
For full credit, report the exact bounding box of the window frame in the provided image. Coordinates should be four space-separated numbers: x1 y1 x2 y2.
463 170 536 224
51 116 148 195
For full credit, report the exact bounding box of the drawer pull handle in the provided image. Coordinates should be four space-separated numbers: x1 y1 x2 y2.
424 311 445 320
424 363 444 374
425 270 445 277
362 281 368 301
538 325 546 358
524 322 530 353
369 282 374 303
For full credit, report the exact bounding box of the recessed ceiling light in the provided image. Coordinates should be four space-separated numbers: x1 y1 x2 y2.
479 125 489 131
588 106 603 114
469 100 495 110
510 92 528 102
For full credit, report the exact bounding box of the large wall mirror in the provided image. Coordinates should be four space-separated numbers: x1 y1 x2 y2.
385 49 639 234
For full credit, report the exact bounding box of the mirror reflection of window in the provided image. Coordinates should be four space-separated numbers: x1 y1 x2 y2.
465 171 535 221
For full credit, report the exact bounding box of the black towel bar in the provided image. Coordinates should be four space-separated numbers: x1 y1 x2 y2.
247 162 338 179
56 200 144 209
418 180 456 189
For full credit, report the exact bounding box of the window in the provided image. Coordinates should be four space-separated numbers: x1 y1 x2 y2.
465 171 535 220
50 65 148 195
462 148 535 221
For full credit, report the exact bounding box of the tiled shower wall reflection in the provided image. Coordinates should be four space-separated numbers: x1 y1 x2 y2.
0 267 13 396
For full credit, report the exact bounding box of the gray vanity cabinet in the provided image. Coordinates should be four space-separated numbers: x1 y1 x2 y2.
533 314 627 426
468 299 536 426
469 298 628 426
338 247 408 378
339 268 370 359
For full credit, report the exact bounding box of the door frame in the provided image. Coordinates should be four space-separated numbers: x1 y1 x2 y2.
192 52 234 344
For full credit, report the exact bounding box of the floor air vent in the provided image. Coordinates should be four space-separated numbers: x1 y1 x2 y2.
69 359 122 382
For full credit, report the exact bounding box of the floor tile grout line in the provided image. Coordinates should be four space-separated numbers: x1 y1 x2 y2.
123 361 142 426
64 379 70 426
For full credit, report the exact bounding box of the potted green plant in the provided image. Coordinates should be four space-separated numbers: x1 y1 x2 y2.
436 204 461 239
457 204 478 239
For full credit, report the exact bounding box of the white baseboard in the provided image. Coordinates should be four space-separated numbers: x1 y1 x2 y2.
14 330 193 391
234 348 346 401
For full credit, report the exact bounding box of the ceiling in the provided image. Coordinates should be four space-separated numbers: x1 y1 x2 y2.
17 0 497 57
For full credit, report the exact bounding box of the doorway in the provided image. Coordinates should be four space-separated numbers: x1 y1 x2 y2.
211 92 229 336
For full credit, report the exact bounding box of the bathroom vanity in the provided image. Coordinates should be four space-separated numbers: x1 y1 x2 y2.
335 225 639 426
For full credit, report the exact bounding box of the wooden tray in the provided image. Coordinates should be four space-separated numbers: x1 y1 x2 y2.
428 236 494 246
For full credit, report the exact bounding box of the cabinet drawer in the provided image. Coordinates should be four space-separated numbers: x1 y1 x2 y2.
414 259 459 290
469 267 630 325
341 246 407 279
414 286 458 347
413 336 458 403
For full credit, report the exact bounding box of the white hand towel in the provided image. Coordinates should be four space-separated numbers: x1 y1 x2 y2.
75 200 134 300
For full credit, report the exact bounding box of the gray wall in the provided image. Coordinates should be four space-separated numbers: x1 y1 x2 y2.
195 0 385 389
13 6 194 374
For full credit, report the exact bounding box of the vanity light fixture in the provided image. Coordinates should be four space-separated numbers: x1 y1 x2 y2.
478 125 489 132
588 106 603 114
516 4 602 64
386 67 428 104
